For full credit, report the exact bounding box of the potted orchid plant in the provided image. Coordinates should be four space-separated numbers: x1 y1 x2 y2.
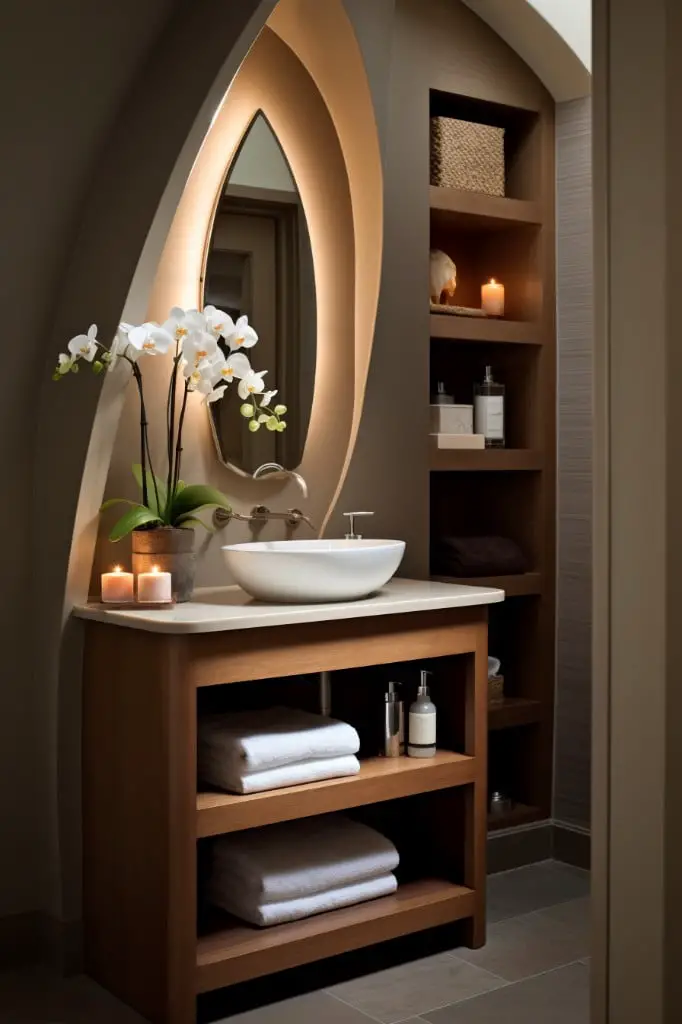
54 305 287 600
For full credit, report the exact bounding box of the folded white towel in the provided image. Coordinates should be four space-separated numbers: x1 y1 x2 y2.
211 815 400 902
203 754 360 795
210 872 398 927
199 706 360 777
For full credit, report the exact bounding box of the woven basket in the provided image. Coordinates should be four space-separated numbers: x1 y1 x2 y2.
430 116 505 196
488 674 505 706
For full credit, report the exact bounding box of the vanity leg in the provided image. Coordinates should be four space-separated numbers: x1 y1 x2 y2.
462 622 488 948
83 626 197 1024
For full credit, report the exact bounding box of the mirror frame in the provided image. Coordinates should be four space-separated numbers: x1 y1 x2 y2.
146 13 382 534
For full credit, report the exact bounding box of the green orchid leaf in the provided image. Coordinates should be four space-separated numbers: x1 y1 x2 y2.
131 464 168 518
170 484 232 523
100 497 138 513
175 514 214 531
109 505 162 543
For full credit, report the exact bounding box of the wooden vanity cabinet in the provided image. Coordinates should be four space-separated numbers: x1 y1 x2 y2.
81 604 490 1024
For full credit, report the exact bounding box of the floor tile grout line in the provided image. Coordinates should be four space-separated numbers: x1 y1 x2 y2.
325 989 389 1024
326 967 511 1024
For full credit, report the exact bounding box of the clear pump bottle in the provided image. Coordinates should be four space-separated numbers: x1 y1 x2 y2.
407 671 437 758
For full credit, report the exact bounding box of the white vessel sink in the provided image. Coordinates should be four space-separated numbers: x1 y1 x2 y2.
222 539 406 604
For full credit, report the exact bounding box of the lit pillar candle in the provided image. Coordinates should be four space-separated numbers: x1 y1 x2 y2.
137 565 173 604
481 278 505 316
101 566 134 604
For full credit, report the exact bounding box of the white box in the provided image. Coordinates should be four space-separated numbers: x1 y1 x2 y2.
430 403 474 434
431 433 485 450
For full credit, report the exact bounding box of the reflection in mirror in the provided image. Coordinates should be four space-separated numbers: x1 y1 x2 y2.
204 113 316 475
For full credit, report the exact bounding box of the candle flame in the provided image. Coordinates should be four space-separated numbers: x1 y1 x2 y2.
112 565 122 574
151 565 160 574
489 278 497 285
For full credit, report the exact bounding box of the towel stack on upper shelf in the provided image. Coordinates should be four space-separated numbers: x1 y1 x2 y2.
208 814 400 927
198 706 361 794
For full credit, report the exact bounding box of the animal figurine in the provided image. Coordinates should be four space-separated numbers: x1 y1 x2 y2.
430 249 457 304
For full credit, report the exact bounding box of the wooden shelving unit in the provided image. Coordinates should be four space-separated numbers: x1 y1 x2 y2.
197 879 475 993
488 698 543 731
428 84 555 833
81 603 491 1021
197 750 476 838
430 573 542 597
430 448 544 471
487 803 542 832
430 185 542 229
429 313 542 345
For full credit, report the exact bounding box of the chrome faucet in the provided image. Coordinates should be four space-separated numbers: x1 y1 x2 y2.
343 511 374 539
252 462 309 499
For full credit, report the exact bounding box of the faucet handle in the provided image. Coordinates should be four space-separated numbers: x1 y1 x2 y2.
343 511 374 540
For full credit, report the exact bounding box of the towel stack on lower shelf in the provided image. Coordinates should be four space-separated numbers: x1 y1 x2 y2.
198 706 361 794
208 814 400 927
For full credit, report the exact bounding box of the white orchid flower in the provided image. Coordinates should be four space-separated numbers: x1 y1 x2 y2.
226 314 258 350
181 329 219 370
260 389 278 407
238 369 267 400
58 353 75 375
203 305 235 339
162 306 207 345
67 323 98 362
128 322 174 357
218 352 251 384
108 321 137 369
203 384 227 405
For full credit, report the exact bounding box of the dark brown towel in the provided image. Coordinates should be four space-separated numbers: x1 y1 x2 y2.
434 536 527 577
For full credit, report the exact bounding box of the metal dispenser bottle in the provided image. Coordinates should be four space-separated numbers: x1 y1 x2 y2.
383 682 405 757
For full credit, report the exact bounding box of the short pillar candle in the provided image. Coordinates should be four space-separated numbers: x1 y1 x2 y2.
481 278 505 317
137 566 173 604
101 566 134 604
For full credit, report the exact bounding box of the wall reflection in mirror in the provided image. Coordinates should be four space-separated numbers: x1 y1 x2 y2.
204 113 316 475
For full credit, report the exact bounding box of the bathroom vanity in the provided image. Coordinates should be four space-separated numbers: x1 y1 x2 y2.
75 578 503 1024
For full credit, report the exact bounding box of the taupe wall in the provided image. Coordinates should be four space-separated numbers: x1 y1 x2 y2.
0 0 180 921
554 97 593 829
2 0 272 926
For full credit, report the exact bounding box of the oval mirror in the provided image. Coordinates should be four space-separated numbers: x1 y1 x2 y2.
203 112 317 475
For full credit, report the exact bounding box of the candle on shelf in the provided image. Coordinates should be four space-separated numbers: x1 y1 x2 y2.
481 278 505 317
101 566 134 604
137 565 173 604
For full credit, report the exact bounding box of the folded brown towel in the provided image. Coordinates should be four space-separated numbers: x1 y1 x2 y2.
434 536 527 577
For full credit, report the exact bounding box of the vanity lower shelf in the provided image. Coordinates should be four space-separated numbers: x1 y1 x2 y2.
197 751 476 837
196 878 475 991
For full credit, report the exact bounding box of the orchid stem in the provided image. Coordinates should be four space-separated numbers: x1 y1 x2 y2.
166 346 180 517
131 365 150 510
173 380 191 498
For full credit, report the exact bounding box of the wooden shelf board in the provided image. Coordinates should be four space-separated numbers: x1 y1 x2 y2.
429 313 542 345
196 878 476 992
430 449 543 471
488 698 543 731
430 573 542 597
487 803 543 832
429 186 542 230
197 750 476 838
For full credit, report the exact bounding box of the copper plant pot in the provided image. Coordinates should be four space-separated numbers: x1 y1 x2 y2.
131 527 196 602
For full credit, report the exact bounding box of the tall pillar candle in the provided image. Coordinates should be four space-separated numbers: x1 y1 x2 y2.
481 278 505 316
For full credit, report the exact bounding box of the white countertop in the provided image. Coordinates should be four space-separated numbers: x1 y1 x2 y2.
73 578 504 634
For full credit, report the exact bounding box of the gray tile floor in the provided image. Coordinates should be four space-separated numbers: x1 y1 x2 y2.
0 861 589 1023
